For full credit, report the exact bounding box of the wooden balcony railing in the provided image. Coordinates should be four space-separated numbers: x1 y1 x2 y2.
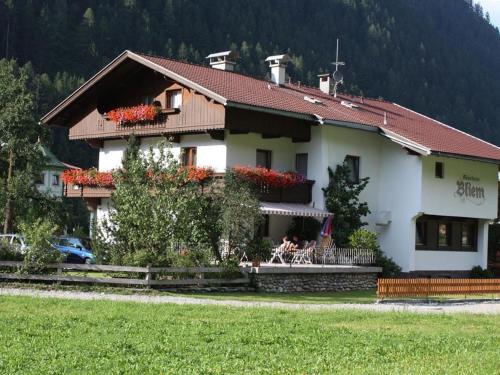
64 182 112 199
64 176 314 204
257 180 314 204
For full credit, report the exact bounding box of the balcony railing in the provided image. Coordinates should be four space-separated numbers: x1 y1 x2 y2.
64 175 314 204
257 180 314 204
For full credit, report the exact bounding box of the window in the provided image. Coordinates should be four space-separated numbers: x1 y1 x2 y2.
435 162 444 178
35 172 45 185
256 149 272 169
181 147 197 167
415 221 427 248
415 215 478 251
52 174 60 186
344 155 360 183
437 222 451 248
461 223 476 249
295 153 308 178
143 96 155 105
259 215 270 237
166 89 182 109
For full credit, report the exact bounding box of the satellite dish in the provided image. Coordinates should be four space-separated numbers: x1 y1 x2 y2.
333 70 343 83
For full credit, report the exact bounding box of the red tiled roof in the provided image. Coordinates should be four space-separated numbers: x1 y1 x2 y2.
138 52 500 162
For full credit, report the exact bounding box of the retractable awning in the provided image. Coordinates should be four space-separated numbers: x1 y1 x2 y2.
260 202 331 218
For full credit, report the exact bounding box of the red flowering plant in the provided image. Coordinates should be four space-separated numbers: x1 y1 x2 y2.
232 165 305 189
146 166 214 185
63 166 214 188
61 169 115 188
106 104 162 126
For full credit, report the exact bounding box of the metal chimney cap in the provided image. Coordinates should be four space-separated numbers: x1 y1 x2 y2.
265 54 291 65
206 50 237 59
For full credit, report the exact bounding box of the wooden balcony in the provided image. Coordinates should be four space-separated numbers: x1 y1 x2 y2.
257 180 314 204
64 178 314 204
64 182 113 199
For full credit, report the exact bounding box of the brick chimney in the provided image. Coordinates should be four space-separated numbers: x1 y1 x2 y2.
206 51 237 71
265 54 291 85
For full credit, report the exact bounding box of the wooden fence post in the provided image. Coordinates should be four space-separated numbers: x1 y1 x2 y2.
145 264 152 288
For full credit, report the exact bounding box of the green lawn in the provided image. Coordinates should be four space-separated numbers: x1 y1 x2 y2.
179 289 378 304
0 296 499 374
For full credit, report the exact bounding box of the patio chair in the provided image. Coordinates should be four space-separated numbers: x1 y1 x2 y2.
291 241 316 264
268 246 287 264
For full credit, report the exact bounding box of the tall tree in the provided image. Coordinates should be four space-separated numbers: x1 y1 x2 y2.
0 59 40 233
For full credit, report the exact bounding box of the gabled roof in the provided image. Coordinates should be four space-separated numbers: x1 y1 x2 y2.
42 50 500 163
39 144 78 170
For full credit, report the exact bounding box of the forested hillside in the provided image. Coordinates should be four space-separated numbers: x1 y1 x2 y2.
1 0 500 167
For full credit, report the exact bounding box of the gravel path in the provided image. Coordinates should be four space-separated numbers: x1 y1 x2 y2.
1 287 499 314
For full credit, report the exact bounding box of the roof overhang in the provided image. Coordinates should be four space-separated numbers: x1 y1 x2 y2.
41 50 228 126
226 101 316 123
260 202 331 218
379 128 431 155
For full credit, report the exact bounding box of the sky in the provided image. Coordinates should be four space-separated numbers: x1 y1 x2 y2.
479 0 500 28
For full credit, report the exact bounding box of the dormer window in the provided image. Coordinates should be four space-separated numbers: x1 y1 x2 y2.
166 89 182 109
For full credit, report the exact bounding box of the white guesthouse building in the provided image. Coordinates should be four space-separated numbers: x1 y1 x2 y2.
42 50 500 273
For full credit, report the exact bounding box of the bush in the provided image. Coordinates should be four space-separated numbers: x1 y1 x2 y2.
470 265 494 278
0 240 24 261
20 218 63 273
245 238 272 261
348 229 401 277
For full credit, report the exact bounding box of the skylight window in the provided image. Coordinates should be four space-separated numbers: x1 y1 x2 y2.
304 96 322 104
341 100 359 109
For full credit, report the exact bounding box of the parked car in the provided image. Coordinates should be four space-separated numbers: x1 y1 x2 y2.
52 236 96 264
0 234 29 254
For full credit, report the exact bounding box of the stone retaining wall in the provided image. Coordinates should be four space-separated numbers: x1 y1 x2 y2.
249 269 378 293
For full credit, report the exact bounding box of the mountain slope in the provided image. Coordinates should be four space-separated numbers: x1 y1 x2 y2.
1 0 500 164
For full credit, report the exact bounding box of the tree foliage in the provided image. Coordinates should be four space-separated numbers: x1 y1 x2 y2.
94 138 262 266
323 164 370 247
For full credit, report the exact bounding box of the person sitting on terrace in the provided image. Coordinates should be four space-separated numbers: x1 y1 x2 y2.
280 236 294 252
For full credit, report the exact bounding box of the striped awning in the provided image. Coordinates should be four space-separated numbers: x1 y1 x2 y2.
260 202 332 218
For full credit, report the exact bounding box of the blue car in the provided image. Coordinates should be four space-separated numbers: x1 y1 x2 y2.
52 236 96 264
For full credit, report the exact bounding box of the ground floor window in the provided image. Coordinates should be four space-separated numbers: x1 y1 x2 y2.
258 215 270 237
415 215 478 251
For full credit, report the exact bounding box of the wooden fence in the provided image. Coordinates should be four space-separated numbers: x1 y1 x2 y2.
378 278 500 298
0 261 249 288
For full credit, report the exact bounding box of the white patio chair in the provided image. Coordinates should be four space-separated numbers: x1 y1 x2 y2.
268 246 287 264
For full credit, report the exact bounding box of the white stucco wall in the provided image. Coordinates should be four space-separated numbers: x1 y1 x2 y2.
421 156 498 219
375 142 423 272
99 139 127 171
36 168 64 197
225 132 296 171
98 134 227 172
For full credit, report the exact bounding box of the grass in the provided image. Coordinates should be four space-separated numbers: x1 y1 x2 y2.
178 289 378 304
0 296 499 374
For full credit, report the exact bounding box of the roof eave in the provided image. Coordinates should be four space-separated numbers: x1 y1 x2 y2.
322 119 379 133
430 151 500 165
225 101 315 122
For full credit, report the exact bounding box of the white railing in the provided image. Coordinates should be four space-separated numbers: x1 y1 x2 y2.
320 247 376 265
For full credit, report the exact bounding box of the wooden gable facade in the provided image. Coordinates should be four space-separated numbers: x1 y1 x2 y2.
43 53 314 143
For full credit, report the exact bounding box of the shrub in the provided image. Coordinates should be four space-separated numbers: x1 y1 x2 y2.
0 239 24 261
323 164 370 246
348 229 401 277
470 265 494 278
20 218 62 273
245 238 272 261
